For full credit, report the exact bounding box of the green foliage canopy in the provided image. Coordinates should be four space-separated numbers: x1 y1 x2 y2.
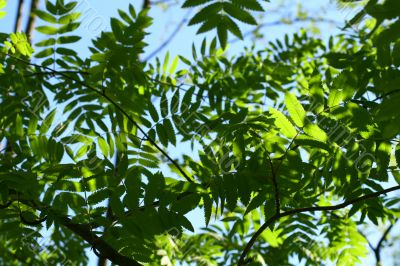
0 0 400 265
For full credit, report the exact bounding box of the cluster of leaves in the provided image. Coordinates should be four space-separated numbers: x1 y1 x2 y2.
182 0 270 47
0 0 399 265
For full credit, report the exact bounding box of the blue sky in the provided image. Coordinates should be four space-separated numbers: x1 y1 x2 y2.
1 0 398 265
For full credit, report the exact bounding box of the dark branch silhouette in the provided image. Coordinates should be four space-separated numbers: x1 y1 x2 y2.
238 185 400 265
25 0 39 43
143 9 192 62
374 219 397 266
16 195 141 266
14 0 25 32
6 54 194 183
97 146 122 266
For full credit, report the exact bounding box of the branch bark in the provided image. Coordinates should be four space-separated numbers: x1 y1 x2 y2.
14 196 141 266
25 0 39 43
14 0 25 32
238 185 400 265
142 0 151 10
60 215 140 266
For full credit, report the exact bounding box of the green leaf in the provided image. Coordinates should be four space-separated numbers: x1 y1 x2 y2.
163 52 170 74
222 15 243 39
88 188 110 205
35 10 57 23
98 137 109 157
58 12 81 24
15 114 23 137
269 107 297 138
160 93 169 117
182 0 213 8
0 182 9 204
376 141 391 176
217 25 228 49
35 38 56 47
148 102 159 122
222 2 257 25
245 192 266 215
395 143 400 168
231 0 264 11
35 47 54 58
111 18 124 41
181 87 194 112
156 123 168 147
40 109 57 134
171 89 180 114
303 124 328 142
203 193 212 226
285 92 306 127
36 26 58 35
169 55 179 74
58 35 81 44
163 119 176 146
28 116 39 135
188 3 223 25
327 89 344 108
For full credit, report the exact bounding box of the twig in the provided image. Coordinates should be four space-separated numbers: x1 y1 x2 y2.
143 9 192 61
97 142 122 266
142 0 151 10
265 152 280 214
374 219 398 265
238 185 400 265
15 194 141 266
19 213 47 226
7 54 194 183
229 17 340 44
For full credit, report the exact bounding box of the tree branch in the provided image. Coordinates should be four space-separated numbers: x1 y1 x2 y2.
25 0 39 43
97 143 123 266
266 153 280 214
374 218 398 265
60 215 140 266
143 9 192 61
229 17 340 44
7 54 194 183
14 0 25 32
238 185 400 265
16 196 141 266
142 0 151 10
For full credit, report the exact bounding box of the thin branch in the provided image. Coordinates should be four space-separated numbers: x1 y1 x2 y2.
374 219 398 265
25 0 39 44
266 152 280 214
376 219 397 251
14 0 25 32
372 89 400 102
357 229 375 251
229 17 340 44
7 54 194 183
19 213 47 226
97 144 123 266
142 0 151 10
16 196 141 266
238 185 400 265
143 9 192 62
60 215 140 266
24 70 89 77
0 200 12 209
